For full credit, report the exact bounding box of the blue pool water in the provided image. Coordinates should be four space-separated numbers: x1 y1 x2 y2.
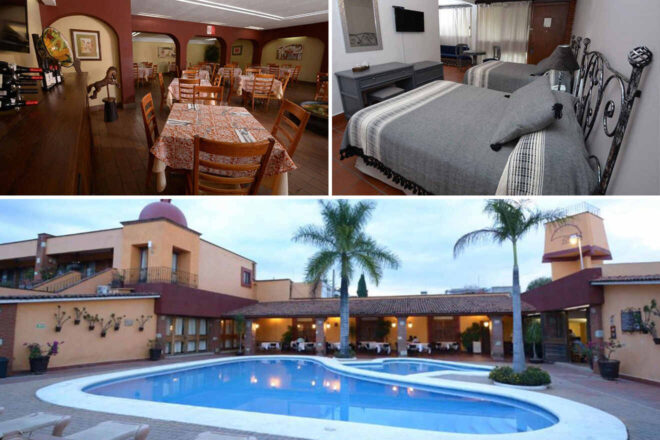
346 360 491 375
86 359 557 434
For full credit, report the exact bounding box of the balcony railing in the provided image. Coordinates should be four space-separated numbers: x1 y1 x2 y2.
120 267 198 288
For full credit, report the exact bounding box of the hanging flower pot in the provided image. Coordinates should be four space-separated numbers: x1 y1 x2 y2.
654 338 660 345
114 324 120 331
101 331 107 338
139 327 144 332
74 319 81 325
55 325 62 332
88 325 95 331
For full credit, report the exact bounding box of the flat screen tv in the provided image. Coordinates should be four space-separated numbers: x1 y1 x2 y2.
0 0 30 53
394 7 424 33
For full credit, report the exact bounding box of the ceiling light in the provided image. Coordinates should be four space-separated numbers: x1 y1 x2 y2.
175 0 281 20
136 12 173 19
287 11 328 19
245 26 265 30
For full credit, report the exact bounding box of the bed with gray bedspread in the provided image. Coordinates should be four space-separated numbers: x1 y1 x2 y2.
463 61 571 93
340 80 597 195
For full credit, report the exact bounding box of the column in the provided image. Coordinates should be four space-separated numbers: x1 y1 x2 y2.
33 233 54 282
315 317 326 355
244 319 256 355
397 316 408 356
589 305 604 372
489 315 504 361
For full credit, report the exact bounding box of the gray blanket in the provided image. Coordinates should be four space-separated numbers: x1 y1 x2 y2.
464 61 571 93
340 80 597 195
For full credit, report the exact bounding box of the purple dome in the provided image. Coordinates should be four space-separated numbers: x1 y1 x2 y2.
138 199 187 227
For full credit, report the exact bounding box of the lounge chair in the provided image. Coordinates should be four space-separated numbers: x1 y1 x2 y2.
0 411 71 439
195 432 256 440
27 421 149 440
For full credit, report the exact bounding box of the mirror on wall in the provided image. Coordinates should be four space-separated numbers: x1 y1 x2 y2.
338 0 383 53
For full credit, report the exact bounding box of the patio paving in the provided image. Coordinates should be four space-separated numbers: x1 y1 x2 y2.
0 354 658 440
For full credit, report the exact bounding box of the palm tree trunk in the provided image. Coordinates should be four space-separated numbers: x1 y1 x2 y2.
339 276 350 357
511 241 526 373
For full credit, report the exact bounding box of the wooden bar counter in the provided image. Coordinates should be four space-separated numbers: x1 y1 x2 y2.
0 73 93 195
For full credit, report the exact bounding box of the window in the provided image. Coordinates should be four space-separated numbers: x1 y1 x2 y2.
174 341 182 353
175 318 183 336
198 340 207 351
139 247 148 282
199 319 207 336
186 341 196 352
241 267 252 287
188 318 197 336
438 6 472 46
166 317 172 336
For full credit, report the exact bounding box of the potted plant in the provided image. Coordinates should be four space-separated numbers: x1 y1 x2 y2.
460 323 482 353
24 341 62 374
113 314 126 331
642 300 660 344
525 321 543 364
584 338 624 380
136 315 152 332
84 312 99 331
148 338 163 361
53 305 71 332
281 325 294 351
73 307 86 325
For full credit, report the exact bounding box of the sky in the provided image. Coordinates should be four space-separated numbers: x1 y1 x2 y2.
0 197 658 296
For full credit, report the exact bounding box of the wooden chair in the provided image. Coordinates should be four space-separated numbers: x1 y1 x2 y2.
179 78 200 103
268 65 279 78
175 64 181 78
212 72 223 87
149 63 158 82
140 93 158 189
182 69 198 79
271 99 310 158
133 64 142 87
315 73 328 101
244 74 275 111
292 65 302 82
271 72 290 105
225 63 237 68
158 72 167 111
245 68 260 76
193 85 225 106
191 136 275 195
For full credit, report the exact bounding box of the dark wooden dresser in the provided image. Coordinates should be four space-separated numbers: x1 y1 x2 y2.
0 73 93 195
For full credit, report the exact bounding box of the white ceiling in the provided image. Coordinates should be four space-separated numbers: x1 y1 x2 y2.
131 0 328 30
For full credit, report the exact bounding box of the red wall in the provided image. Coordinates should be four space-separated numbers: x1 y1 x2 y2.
39 0 135 105
40 0 328 104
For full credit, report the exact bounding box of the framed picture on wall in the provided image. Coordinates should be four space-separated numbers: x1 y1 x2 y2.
276 44 303 61
158 47 176 58
232 46 242 56
70 29 101 61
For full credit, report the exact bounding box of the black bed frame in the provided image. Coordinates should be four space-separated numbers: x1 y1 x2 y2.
569 36 653 195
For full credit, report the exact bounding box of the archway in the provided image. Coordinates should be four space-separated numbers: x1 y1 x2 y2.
229 39 259 69
260 36 325 83
187 36 226 67
50 14 121 107
132 32 179 82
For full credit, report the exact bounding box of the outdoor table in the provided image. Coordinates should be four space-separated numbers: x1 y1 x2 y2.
260 342 281 351
234 75 284 99
166 78 212 107
151 104 295 195
408 342 431 354
435 341 460 351
362 341 391 354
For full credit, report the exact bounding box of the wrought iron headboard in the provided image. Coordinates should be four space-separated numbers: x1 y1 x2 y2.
571 38 653 195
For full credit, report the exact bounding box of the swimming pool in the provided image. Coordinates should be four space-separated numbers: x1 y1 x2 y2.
37 356 628 440
345 359 492 376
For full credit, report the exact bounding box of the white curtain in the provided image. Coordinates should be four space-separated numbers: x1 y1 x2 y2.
438 7 472 46
476 1 531 63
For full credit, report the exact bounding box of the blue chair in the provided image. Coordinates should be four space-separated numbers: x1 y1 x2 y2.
441 44 472 67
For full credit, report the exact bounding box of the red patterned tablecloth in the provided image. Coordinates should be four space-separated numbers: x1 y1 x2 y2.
151 104 296 177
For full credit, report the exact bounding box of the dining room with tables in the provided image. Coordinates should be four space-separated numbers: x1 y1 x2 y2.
0 0 328 196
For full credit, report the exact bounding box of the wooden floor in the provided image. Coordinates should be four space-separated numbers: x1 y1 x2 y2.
91 75 328 195
332 65 469 195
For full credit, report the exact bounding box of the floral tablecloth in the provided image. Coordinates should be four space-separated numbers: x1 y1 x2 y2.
234 75 284 99
255 66 295 78
219 67 242 79
166 78 212 107
151 104 296 194
138 66 154 80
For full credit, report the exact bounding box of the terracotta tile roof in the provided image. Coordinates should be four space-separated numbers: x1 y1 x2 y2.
226 293 535 318
0 292 160 303
591 275 660 284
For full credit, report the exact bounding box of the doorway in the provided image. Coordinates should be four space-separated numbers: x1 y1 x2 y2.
528 1 570 64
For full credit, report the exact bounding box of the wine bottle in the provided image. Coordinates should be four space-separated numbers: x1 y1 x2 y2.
0 86 39 98
0 61 42 74
0 97 39 111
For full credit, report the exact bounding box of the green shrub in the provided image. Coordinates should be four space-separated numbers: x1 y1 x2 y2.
334 348 356 358
460 322 481 352
489 366 551 386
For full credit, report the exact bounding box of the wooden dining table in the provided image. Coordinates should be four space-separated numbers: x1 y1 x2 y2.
151 104 296 194
234 75 284 99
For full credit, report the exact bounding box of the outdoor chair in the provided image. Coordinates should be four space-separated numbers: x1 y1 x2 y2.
0 411 71 439
29 421 150 440
195 432 256 440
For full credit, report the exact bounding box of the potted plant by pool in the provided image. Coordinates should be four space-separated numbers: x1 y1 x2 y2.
585 338 624 380
24 341 62 375
525 321 543 364
148 338 163 361
460 323 481 353
489 366 551 390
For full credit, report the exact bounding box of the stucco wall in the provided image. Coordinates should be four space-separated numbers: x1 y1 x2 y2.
255 318 292 343
0 0 42 68
601 262 660 277
602 285 660 383
255 279 290 302
230 39 254 69
132 40 176 73
58 269 114 295
46 229 122 267
11 298 156 372
0 240 37 261
261 36 324 83
49 15 122 107
197 240 255 299
186 40 219 66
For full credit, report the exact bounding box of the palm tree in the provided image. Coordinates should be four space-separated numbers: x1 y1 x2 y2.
293 200 400 357
453 200 561 373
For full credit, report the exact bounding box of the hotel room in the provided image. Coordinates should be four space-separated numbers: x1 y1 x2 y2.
0 0 329 196
333 0 658 196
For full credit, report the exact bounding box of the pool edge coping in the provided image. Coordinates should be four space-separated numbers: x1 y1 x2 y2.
35 355 628 440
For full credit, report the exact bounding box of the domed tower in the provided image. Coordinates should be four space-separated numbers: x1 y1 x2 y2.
543 204 612 280
138 199 187 227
